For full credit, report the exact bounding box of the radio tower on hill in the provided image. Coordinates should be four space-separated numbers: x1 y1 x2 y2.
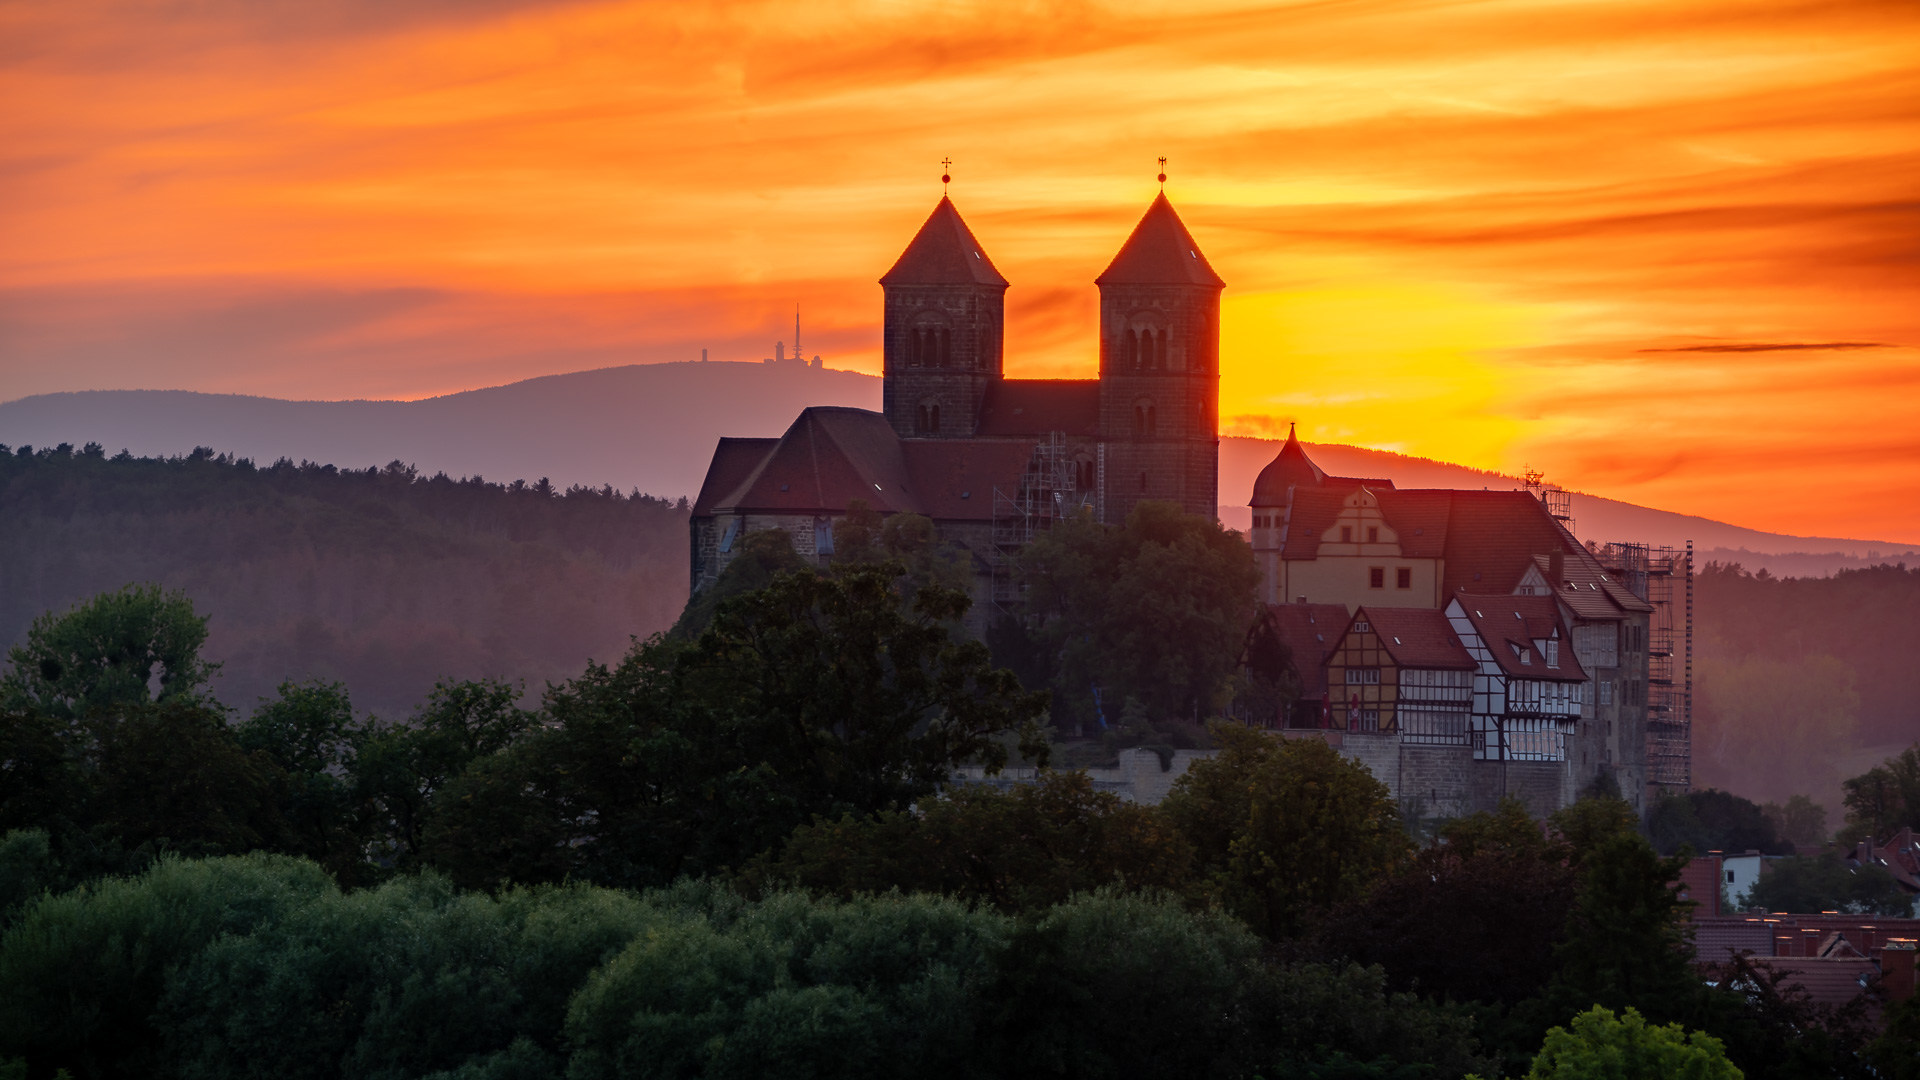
764 304 823 368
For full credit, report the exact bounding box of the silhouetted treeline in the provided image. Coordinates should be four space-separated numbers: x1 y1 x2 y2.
0 442 689 719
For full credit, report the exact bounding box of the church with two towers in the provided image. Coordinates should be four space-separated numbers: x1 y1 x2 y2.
689 190 1226 626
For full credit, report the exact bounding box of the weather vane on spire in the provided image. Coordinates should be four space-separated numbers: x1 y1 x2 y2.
941 158 952 194
1157 156 1167 190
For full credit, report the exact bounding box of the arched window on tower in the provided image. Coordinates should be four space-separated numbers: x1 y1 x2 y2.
915 399 941 435
1133 400 1157 437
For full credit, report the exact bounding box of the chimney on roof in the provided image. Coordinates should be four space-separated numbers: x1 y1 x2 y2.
1884 940 1917 1004
1548 549 1565 588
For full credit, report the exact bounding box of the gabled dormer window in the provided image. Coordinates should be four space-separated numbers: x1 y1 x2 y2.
1512 642 1531 665
1546 640 1560 668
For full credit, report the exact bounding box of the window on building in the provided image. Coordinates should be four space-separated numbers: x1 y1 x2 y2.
1341 525 1353 543
1353 620 1371 633
1134 402 1157 437
1346 668 1381 685
915 402 941 434
1599 679 1613 705
1076 456 1094 491
1369 567 1384 588
1367 526 1379 543
1396 567 1411 589
1546 639 1560 668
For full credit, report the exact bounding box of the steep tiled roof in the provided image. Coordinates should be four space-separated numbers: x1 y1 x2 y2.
1847 827 1920 893
975 379 1101 437
1374 490 1452 559
714 407 922 515
1438 491 1571 596
1451 593 1587 682
1251 427 1326 505
879 197 1009 287
1748 958 1878 1010
1353 607 1476 669
692 437 778 516
901 439 1036 522
1094 193 1225 288
1267 603 1352 699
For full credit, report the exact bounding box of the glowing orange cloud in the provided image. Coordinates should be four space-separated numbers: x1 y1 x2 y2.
2 0 1917 541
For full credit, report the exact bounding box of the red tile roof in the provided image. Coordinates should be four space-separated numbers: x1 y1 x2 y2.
900 439 1036 521
879 197 1009 287
1749 958 1878 1010
712 407 920 515
1094 193 1225 288
1266 603 1352 699
1351 607 1477 670
695 408 1049 525
692 437 778 515
975 379 1101 437
1450 593 1588 681
1847 827 1920 893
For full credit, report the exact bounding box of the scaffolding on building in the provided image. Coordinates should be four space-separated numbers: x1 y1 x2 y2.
1524 467 1576 534
1599 540 1695 791
989 432 1090 614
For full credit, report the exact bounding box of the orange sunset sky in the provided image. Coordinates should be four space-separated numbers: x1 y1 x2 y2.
3 0 1918 542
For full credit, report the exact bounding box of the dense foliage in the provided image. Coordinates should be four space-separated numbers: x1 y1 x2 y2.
1647 788 1792 857
4 523 1916 1079
0 855 1493 1080
0 443 688 720
1004 502 1262 730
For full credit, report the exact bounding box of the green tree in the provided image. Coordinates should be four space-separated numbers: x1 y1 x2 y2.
356 678 537 866
667 526 809 640
1315 798 1579 1008
679 562 1049 825
746 770 1195 913
1520 1006 1740 1080
1545 833 1702 1024
1760 795 1828 849
1840 743 1920 841
0 853 334 1080
1547 794 1642 868
236 680 366 875
1020 501 1260 726
0 584 218 718
1869 986 1920 1080
1743 853 1911 916
429 565 1048 890
1648 789 1788 857
1163 725 1407 937
84 702 279 861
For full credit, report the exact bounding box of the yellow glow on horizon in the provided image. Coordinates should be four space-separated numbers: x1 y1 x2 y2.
1220 283 1534 471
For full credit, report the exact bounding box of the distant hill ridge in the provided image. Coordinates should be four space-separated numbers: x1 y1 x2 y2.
5 361 1911 577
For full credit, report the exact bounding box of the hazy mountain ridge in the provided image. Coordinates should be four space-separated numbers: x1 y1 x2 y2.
5 361 1911 578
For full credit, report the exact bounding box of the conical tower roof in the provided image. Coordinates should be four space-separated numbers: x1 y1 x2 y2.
1095 192 1224 288
879 196 1009 287
1251 424 1325 505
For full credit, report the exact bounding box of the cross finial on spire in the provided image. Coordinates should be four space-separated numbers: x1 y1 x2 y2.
941 158 952 194
1157 156 1167 189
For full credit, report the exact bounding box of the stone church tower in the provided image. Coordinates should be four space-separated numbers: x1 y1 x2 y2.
879 196 1009 439
1095 192 1224 524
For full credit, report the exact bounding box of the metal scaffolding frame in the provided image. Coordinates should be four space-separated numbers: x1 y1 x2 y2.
1601 540 1695 791
989 432 1089 614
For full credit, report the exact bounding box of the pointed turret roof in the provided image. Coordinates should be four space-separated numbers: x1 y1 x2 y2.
1096 192 1224 288
1250 424 1324 505
879 197 1009 287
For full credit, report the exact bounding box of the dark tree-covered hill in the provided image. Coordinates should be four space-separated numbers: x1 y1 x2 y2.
1693 561 1920 808
0 443 688 719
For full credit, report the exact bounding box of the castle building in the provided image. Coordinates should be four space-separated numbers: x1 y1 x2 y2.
689 192 1224 629
1251 429 1657 817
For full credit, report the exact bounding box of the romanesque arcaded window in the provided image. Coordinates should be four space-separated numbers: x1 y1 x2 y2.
915 401 941 434
1133 401 1156 437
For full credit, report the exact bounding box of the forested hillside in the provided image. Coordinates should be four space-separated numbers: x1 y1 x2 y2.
0 443 687 719
1693 561 1920 809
